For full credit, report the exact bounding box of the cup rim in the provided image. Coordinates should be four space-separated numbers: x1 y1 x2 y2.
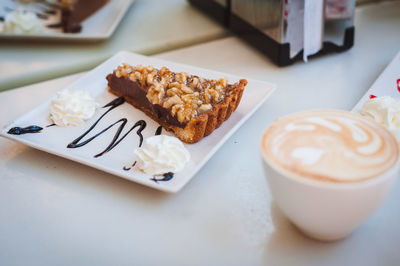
260 109 400 190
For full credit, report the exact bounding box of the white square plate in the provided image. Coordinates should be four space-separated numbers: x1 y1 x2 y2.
0 51 276 193
0 0 134 41
353 51 400 112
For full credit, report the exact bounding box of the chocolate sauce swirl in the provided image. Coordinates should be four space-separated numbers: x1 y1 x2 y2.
67 96 125 148
93 119 146 158
67 97 149 158
8 125 43 135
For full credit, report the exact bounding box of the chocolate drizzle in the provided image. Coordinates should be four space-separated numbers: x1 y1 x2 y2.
93 119 146 158
151 172 174 183
46 23 62 29
123 161 136 171
7 125 43 135
67 97 125 149
44 9 57 15
36 13 48 20
155 126 163 135
67 97 149 158
6 95 176 183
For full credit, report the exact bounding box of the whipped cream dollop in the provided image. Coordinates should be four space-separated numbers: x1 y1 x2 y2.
135 135 190 175
3 10 43 34
49 89 97 127
360 96 400 138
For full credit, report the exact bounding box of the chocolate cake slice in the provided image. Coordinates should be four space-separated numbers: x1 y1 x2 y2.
106 64 247 143
60 0 109 33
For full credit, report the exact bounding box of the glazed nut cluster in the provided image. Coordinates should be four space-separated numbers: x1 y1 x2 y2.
115 63 229 123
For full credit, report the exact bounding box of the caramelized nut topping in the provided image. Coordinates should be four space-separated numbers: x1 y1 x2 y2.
114 63 231 123
163 95 183 109
199 104 212 113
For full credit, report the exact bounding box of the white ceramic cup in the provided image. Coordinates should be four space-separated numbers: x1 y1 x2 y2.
261 110 400 241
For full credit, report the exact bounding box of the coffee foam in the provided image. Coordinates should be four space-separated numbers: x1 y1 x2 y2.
262 110 399 182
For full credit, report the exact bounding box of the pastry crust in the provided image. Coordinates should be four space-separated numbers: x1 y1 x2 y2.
107 65 247 143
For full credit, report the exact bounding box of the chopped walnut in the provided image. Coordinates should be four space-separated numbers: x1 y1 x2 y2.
180 85 193 94
191 77 200 87
146 84 164 105
167 87 183 97
199 104 212 113
114 63 232 123
218 78 228 87
181 92 200 104
163 95 183 109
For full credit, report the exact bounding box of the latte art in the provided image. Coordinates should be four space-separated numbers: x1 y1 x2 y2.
262 110 399 182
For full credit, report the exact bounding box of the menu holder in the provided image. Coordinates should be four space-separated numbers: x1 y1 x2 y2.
189 0 355 66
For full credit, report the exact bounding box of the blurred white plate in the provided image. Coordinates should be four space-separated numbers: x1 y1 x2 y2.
0 51 276 193
0 0 134 42
353 51 400 112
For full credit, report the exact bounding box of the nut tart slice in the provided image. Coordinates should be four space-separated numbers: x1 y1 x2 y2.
106 63 247 143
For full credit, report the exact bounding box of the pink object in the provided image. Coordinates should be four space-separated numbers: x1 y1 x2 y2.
396 78 400 93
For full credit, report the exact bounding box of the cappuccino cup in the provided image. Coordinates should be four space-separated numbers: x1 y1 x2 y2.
261 110 400 241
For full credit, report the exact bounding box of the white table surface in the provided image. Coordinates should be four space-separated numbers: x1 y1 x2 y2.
1 1 400 265
0 0 229 92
